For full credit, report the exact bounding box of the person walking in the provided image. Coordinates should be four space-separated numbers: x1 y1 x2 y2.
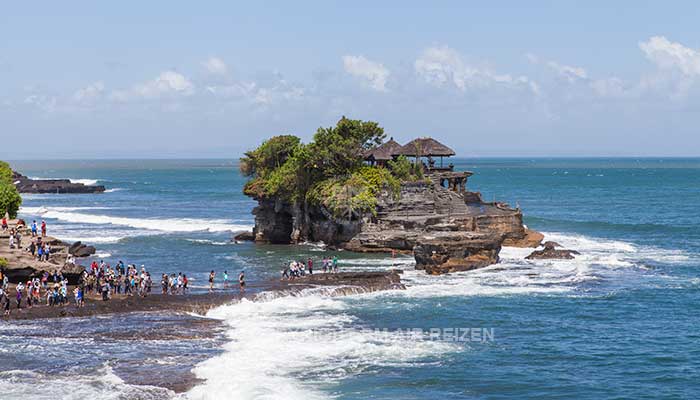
238 270 245 292
208 270 215 292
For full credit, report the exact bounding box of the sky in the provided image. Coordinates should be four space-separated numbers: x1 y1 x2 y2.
2 1 700 159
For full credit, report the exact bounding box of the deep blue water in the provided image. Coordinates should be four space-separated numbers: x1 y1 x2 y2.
2 158 699 399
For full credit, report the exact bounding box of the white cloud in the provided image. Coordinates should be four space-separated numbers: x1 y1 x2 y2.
415 45 538 94
73 81 105 102
111 71 194 101
639 36 700 76
342 55 390 91
203 57 228 76
546 61 587 83
527 53 587 83
206 78 304 106
590 77 626 98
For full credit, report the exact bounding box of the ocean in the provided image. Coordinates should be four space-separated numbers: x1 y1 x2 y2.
2 158 699 399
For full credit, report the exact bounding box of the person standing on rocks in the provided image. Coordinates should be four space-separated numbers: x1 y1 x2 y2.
1 216 7 232
41 220 47 237
16 282 24 309
332 256 339 273
31 220 37 237
2 287 10 315
223 270 229 288
307 258 313 275
238 270 245 292
209 270 215 292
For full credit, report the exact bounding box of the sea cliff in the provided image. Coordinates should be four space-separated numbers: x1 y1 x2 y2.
240 118 542 274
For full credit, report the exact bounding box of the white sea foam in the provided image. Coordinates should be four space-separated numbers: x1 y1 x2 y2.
20 206 252 233
0 365 172 400
69 178 100 186
186 294 456 400
104 188 124 193
59 236 126 244
359 231 691 299
186 239 232 246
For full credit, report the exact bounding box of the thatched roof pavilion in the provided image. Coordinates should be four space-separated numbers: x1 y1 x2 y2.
394 137 456 158
364 138 403 163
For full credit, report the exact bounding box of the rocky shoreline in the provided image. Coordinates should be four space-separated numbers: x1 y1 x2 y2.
246 178 545 274
12 171 105 194
1 220 94 284
2 270 404 321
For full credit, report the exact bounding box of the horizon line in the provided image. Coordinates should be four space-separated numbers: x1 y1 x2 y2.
5 155 700 162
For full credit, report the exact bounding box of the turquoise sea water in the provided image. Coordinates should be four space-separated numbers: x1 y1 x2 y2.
2 158 700 399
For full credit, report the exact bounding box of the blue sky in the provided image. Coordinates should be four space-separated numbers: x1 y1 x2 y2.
2 1 700 158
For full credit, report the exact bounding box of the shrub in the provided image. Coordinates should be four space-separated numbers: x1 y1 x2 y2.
0 183 21 219
0 161 13 185
0 257 8 268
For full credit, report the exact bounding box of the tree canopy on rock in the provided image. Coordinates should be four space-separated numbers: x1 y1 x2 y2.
240 117 421 219
0 161 21 218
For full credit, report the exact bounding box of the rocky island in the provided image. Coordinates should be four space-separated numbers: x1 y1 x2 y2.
239 118 545 274
12 171 106 193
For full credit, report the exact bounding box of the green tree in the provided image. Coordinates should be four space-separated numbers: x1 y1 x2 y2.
308 117 385 179
240 135 301 178
0 184 21 218
0 161 13 185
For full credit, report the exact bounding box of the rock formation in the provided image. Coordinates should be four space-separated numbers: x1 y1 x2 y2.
249 177 540 274
1 221 88 284
526 241 580 260
68 241 97 258
414 231 502 274
12 171 105 194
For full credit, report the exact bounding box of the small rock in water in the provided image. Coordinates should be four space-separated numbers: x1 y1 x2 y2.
525 242 580 260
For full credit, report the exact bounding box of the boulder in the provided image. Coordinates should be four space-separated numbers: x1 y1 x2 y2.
414 231 503 275
233 231 255 242
503 228 544 248
69 242 96 258
526 242 580 260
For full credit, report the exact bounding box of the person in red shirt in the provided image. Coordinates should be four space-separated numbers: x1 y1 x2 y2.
41 220 47 237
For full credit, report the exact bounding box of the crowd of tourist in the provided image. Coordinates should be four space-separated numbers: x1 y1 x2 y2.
281 255 339 279
1 213 346 316
4 217 55 263
0 268 75 316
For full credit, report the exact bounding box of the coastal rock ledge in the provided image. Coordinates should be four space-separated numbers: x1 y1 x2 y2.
12 171 105 194
241 128 544 275
251 181 541 275
414 232 502 275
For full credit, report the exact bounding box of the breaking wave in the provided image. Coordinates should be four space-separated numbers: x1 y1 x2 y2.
0 365 172 400
186 294 456 400
19 206 252 233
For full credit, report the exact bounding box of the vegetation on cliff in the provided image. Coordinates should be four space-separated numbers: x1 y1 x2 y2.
241 117 422 218
0 161 22 218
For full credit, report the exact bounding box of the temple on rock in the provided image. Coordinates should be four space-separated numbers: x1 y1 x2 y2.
244 125 543 276
364 136 473 194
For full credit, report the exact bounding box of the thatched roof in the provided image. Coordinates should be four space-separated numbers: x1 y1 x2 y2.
394 137 456 157
364 138 403 161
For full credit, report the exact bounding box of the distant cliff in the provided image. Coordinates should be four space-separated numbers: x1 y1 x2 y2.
12 171 105 194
